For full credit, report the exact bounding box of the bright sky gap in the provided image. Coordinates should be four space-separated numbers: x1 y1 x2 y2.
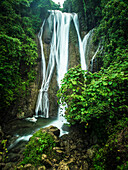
52 0 65 8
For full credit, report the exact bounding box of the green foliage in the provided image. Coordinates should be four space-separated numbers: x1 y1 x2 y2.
0 139 8 162
93 118 128 169
0 0 60 120
63 0 86 30
57 59 128 131
0 34 22 107
94 0 128 67
57 65 86 125
63 0 102 31
83 0 102 31
57 54 127 168
20 130 56 167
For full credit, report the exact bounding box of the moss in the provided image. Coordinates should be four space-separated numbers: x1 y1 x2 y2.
92 118 128 169
20 129 57 167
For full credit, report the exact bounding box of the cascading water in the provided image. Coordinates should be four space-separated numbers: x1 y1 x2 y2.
8 11 97 150
35 20 50 118
35 10 94 119
35 11 72 133
72 14 93 70
90 45 103 72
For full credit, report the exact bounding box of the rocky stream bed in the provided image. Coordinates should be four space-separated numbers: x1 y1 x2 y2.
0 122 98 170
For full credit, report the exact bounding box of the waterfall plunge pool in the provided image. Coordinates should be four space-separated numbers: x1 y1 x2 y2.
6 116 69 151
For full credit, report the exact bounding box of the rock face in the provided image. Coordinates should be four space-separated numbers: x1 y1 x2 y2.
68 21 80 68
6 35 42 121
39 30 58 117
43 14 54 44
2 124 101 170
3 125 98 170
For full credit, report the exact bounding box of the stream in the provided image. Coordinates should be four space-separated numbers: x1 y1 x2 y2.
6 116 69 151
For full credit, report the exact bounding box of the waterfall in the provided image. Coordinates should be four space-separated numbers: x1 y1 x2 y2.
35 11 72 118
90 45 103 72
72 14 93 70
35 10 93 120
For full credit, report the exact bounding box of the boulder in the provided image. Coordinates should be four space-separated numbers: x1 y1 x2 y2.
3 162 15 170
58 160 69 170
86 147 96 159
82 161 89 170
70 144 77 150
42 126 60 137
71 165 79 170
24 164 35 169
38 166 46 170
7 153 20 162
42 159 52 167
42 154 47 160
0 163 6 169
0 126 4 137
43 14 54 44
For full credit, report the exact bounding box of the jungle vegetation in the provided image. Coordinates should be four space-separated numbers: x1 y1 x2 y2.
0 0 60 122
58 0 128 169
0 0 128 169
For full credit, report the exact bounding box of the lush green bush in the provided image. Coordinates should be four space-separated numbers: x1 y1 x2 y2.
57 59 128 132
92 118 128 169
0 0 60 120
59 2 128 169
0 139 8 163
57 56 128 168
0 34 22 107
20 130 56 167
63 0 86 30
94 0 128 67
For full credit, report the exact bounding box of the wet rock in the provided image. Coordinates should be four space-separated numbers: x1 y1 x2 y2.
0 155 2 162
82 161 89 170
42 154 47 160
66 158 74 165
61 124 70 132
24 163 35 169
70 144 77 150
3 162 15 170
71 165 79 170
53 159 57 163
43 15 54 44
86 147 96 159
0 163 6 169
11 148 20 154
42 158 52 167
52 164 58 170
53 147 64 151
53 147 64 155
41 154 52 167
0 126 4 137
38 166 46 170
58 160 69 170
42 126 60 137
41 126 60 146
65 143 70 153
7 153 20 162
48 126 60 137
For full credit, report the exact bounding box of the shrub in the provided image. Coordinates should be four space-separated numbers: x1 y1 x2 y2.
20 130 56 167
92 118 128 169
57 60 128 137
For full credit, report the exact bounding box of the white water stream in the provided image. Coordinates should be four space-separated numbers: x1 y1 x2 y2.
35 11 94 119
72 14 93 70
8 11 96 150
90 45 103 72
34 10 96 135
